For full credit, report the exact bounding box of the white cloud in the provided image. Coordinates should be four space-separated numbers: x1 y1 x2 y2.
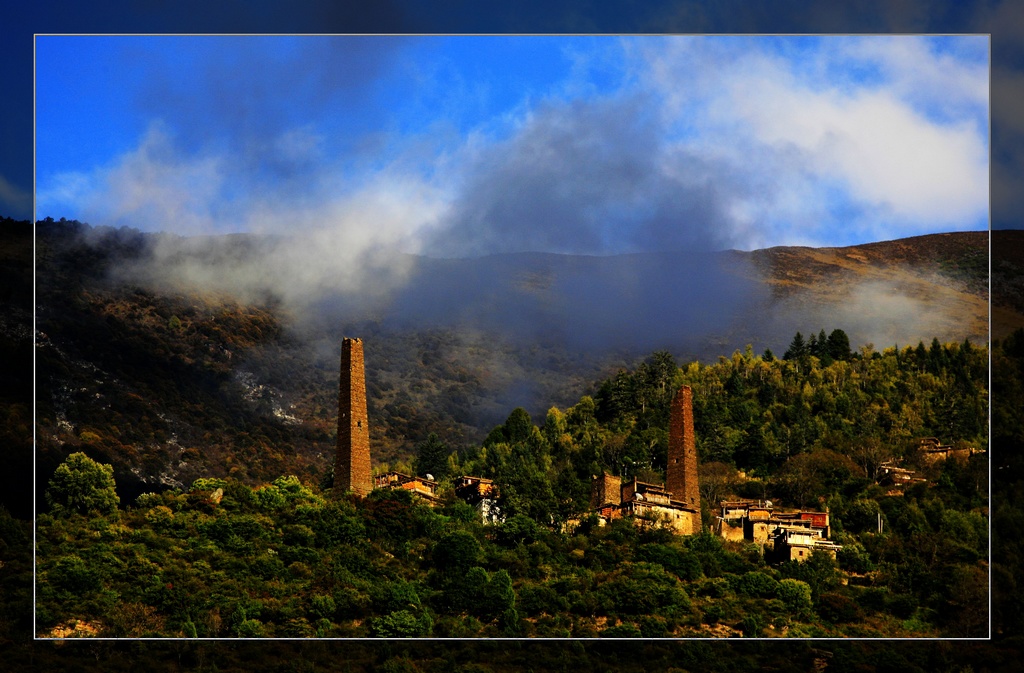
39 112 455 304
730 73 988 226
37 123 226 234
628 36 989 247
272 126 325 165
837 37 988 114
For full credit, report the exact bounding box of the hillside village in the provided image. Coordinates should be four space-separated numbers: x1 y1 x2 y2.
353 335 987 576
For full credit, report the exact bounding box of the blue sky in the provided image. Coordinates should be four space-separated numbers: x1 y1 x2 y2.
35 35 988 255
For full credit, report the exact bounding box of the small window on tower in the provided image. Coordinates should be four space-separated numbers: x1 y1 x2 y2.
357 421 362 428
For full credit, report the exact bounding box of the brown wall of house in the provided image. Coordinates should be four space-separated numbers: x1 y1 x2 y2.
718 519 746 542
591 473 622 508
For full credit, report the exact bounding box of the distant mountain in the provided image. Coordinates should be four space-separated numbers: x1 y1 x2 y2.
26 220 1003 509
381 230 994 355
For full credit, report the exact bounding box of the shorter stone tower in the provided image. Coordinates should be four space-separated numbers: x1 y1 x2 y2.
590 473 622 509
666 384 699 509
334 337 372 496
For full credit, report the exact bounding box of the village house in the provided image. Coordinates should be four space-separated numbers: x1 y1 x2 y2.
454 475 502 524
716 499 773 542
767 525 842 563
589 473 701 534
917 437 986 464
877 458 927 496
374 471 442 505
715 499 841 563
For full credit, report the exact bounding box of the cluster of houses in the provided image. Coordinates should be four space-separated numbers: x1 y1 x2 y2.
372 471 504 524
715 500 841 562
876 437 986 496
917 436 986 463
369 470 840 562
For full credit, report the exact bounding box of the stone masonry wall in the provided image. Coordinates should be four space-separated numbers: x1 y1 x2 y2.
667 385 700 509
590 473 622 509
335 337 372 496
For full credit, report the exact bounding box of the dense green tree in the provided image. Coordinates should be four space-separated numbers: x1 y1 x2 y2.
370 609 432 637
826 329 852 361
45 452 119 516
807 332 820 358
413 432 451 480
433 529 482 576
503 407 535 444
479 569 516 621
779 550 839 600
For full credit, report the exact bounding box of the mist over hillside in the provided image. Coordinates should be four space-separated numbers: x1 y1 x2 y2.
97 221 992 356
32 220 996 505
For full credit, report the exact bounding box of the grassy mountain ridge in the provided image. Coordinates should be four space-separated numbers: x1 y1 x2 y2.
738 231 992 348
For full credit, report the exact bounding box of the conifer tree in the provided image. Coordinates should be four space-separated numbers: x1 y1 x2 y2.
784 332 807 360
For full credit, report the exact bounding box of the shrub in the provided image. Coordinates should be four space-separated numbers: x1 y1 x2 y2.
638 615 669 637
191 477 228 492
372 580 422 615
235 618 266 637
47 554 102 594
371 610 432 637
856 587 889 613
837 543 874 574
702 604 725 625
733 571 780 598
310 594 336 620
635 543 703 581
889 593 918 619
776 579 813 618
134 492 163 509
741 612 765 637
597 562 690 616
600 622 643 637
254 484 287 510
377 658 419 673
816 592 862 624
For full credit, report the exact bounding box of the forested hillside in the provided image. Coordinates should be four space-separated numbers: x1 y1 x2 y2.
34 332 989 639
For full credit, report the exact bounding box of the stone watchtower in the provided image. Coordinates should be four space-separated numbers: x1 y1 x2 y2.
334 337 372 496
666 385 699 509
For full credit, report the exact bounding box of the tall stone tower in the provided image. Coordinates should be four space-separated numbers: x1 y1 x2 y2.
335 337 372 496
666 384 699 509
